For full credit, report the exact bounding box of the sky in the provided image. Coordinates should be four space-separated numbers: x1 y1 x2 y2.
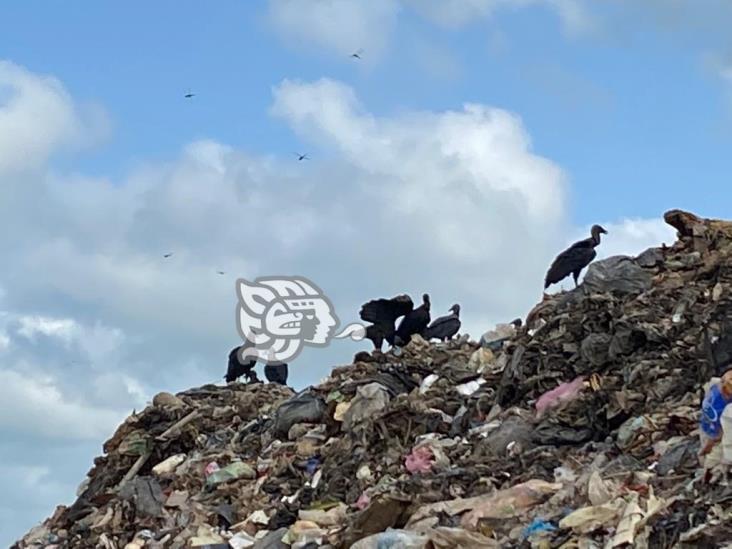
2 0 732 544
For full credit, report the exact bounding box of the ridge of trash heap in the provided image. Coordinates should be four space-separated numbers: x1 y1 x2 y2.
17 208 732 549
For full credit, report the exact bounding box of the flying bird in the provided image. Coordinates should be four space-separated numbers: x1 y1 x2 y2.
394 293 431 346
184 89 195 98
217 271 225 275
350 49 364 60
359 294 414 350
163 253 173 258
423 304 461 342
294 152 309 161
544 224 608 290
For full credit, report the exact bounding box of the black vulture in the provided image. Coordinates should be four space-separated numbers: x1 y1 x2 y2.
224 342 259 383
423 304 461 342
364 323 392 351
394 293 431 345
359 294 414 350
544 224 608 290
264 363 288 385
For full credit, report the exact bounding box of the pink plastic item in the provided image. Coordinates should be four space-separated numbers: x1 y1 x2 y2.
535 376 586 418
355 492 371 510
405 445 435 474
204 462 220 476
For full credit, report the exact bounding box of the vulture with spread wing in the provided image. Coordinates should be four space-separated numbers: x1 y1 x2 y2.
359 294 413 350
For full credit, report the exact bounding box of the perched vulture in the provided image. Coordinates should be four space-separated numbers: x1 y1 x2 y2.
359 294 414 350
544 224 608 290
264 363 288 385
224 342 259 383
423 304 461 342
364 323 394 351
394 293 431 345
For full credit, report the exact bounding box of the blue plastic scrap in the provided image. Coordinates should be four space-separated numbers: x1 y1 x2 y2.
522 518 557 540
305 456 320 475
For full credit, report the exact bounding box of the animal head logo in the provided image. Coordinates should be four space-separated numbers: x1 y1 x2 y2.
236 276 366 364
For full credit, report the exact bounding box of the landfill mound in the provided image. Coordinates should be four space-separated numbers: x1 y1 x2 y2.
16 209 732 548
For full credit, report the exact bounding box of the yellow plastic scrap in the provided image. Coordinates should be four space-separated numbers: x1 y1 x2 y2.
559 500 625 534
298 502 348 527
587 471 616 506
607 495 644 548
151 453 186 476
282 520 326 546
334 401 351 422
590 373 601 392
189 525 225 546
460 479 563 529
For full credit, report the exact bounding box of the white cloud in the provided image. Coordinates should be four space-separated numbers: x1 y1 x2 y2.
0 331 10 350
271 77 565 225
403 0 504 27
17 316 79 345
595 217 678 260
548 0 595 36
410 0 594 35
265 0 593 61
0 462 79 547
91 372 150 410
0 60 108 174
266 0 401 60
0 310 145 437
0 369 127 440
12 315 124 361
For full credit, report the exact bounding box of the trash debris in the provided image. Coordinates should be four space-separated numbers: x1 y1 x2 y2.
534 376 586 418
419 374 439 394
16 210 732 549
480 323 517 351
559 500 625 533
587 470 616 505
404 446 434 474
205 461 256 487
342 382 391 430
349 529 430 549
699 370 732 460
151 453 186 476
521 518 556 540
455 378 486 396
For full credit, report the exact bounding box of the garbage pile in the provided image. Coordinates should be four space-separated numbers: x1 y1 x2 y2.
16 209 732 548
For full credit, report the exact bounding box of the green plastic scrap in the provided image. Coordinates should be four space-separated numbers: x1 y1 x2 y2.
118 430 152 456
206 461 256 487
326 390 345 403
